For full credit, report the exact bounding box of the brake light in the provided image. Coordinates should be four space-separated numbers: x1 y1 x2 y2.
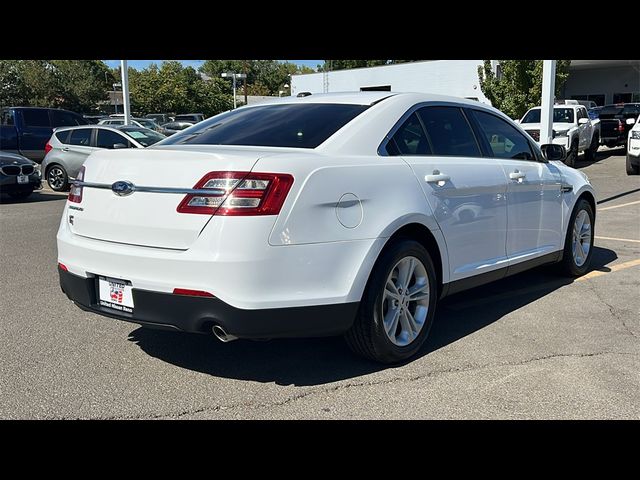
618 121 625 132
176 171 294 216
44 142 53 155
68 166 85 203
58 262 68 271
173 288 214 297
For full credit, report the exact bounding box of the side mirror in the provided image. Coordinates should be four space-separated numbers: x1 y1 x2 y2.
626 118 636 125
113 143 127 149
578 118 589 125
541 144 566 161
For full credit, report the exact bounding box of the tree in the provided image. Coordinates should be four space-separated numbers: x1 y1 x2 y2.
477 60 572 119
0 60 115 113
125 61 233 116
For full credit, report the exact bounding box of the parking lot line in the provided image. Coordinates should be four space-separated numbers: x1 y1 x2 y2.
595 236 640 244
598 200 640 211
576 258 640 282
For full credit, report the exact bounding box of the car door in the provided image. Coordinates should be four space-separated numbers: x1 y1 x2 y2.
18 109 53 161
388 105 509 282
64 128 96 178
469 108 564 265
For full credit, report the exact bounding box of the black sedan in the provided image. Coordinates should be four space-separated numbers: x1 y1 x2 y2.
0 151 42 199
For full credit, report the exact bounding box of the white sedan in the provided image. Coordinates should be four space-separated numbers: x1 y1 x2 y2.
57 92 596 364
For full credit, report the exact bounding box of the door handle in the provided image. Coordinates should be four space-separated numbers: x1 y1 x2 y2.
61 147 69 152
425 171 451 184
509 170 526 182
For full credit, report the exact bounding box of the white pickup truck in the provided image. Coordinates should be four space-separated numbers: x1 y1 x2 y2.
519 104 600 167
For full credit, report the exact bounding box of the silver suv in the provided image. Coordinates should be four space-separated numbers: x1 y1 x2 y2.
42 125 165 191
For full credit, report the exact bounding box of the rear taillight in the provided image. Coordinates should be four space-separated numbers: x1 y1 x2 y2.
173 288 214 297
176 171 294 216
618 121 625 132
44 142 53 155
68 166 85 203
58 262 68 271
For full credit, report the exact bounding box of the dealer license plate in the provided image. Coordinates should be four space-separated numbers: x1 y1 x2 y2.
98 276 134 313
17 175 29 184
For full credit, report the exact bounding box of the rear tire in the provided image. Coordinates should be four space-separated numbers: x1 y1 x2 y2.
627 155 640 175
583 133 599 162
557 199 594 277
46 165 69 192
565 140 578 167
345 239 438 364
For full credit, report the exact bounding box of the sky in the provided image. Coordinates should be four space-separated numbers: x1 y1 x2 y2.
103 60 322 71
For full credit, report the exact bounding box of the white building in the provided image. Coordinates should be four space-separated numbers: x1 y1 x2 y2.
291 60 640 106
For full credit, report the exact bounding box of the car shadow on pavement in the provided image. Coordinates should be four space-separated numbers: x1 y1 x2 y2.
576 147 626 168
128 246 618 387
0 191 67 204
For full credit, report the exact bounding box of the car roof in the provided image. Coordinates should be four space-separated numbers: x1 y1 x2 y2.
53 124 135 134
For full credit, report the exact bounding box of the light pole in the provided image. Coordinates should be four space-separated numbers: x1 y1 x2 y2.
112 82 122 114
221 72 247 109
120 60 131 126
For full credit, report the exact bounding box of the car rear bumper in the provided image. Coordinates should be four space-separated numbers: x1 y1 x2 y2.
628 153 640 167
59 267 358 338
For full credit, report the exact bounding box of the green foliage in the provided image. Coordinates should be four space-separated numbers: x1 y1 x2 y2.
477 60 572 119
200 60 314 96
123 61 233 116
0 60 114 113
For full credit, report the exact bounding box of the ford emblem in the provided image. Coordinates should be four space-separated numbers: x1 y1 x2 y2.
111 180 135 196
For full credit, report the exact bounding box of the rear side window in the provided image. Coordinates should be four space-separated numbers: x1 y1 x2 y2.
162 104 370 148
51 110 81 127
96 129 129 149
389 113 430 155
417 106 481 157
69 129 92 146
472 110 535 160
22 109 50 127
55 131 70 144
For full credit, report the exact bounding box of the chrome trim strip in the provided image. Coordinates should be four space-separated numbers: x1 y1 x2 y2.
73 181 226 196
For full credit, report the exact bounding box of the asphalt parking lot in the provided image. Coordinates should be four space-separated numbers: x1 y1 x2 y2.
1 147 638 419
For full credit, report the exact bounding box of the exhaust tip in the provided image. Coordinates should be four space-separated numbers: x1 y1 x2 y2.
212 325 238 343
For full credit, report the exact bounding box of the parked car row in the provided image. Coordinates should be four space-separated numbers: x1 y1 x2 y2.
42 125 166 191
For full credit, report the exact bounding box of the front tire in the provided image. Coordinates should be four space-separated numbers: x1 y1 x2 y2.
583 133 599 162
345 239 438 364
557 199 595 277
565 140 578 167
46 165 69 192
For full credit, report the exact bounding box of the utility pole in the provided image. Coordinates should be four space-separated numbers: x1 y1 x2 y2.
121 60 131 126
540 60 557 145
243 60 248 105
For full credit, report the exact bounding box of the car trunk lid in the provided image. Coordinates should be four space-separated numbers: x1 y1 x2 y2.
69 146 275 249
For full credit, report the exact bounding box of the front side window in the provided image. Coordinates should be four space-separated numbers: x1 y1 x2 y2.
69 129 92 146
417 106 481 157
22 109 50 127
472 110 534 160
389 113 430 155
96 129 130 149
161 103 370 149
522 108 575 124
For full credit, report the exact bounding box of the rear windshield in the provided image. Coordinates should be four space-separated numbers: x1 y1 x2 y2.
160 103 370 148
120 128 165 147
521 108 574 124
